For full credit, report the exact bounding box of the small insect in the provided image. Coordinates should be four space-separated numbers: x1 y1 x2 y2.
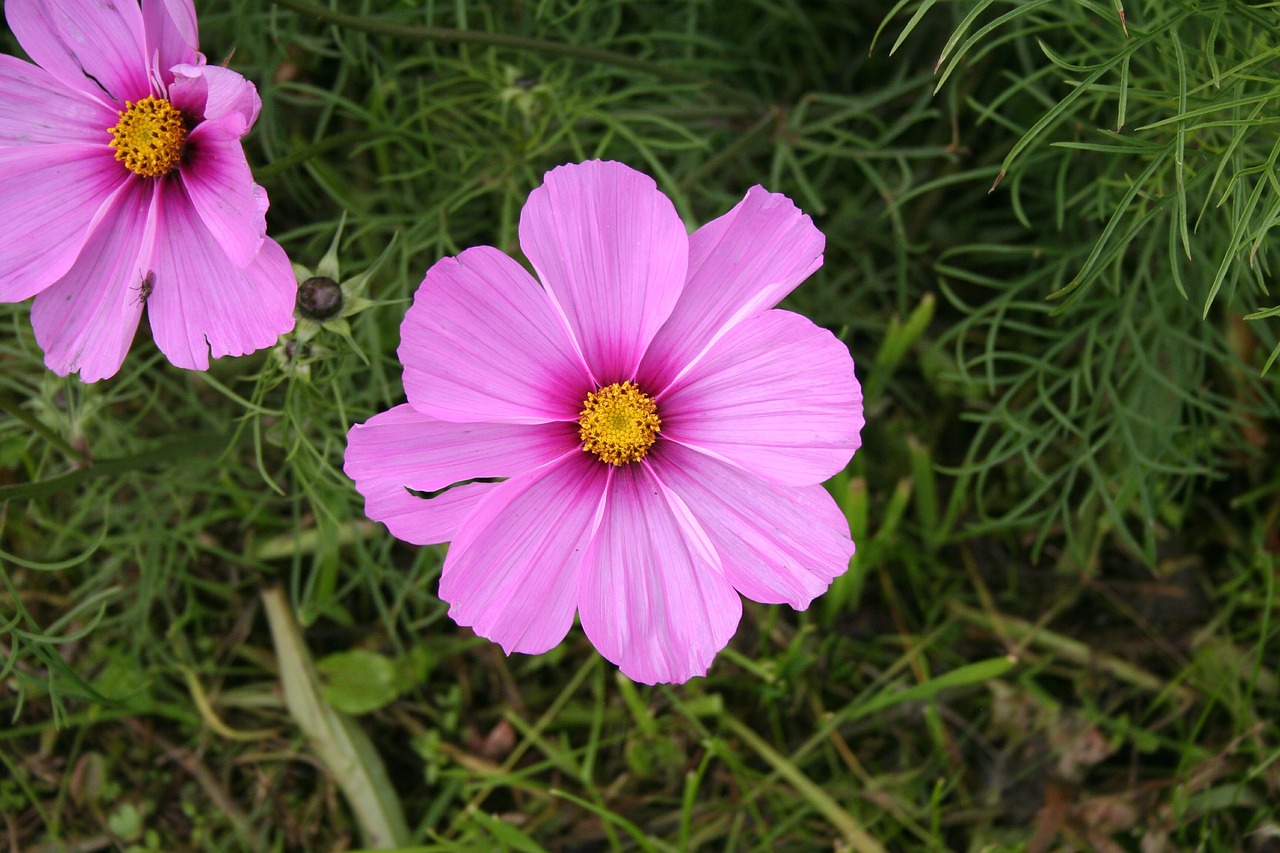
134 271 155 305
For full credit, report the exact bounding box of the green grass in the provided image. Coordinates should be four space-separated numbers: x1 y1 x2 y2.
2 0 1279 850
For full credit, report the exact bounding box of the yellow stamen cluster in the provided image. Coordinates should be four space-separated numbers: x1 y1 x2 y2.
578 381 661 466
108 96 188 177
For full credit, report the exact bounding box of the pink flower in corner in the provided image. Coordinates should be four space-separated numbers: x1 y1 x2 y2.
345 160 863 684
0 0 295 382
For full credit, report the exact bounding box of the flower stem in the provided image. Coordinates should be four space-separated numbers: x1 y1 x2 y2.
255 131 366 178
270 0 763 107
0 432 232 502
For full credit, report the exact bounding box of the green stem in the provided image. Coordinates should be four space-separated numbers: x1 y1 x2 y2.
677 108 781 192
271 0 762 107
255 131 366 178
722 715 887 853
0 402 86 463
0 432 232 502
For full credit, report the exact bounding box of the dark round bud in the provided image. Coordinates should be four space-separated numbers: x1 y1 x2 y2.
297 276 343 320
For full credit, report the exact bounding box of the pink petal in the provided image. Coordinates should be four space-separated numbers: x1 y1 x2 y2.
518 160 687 383
440 452 608 655
657 309 862 487
0 144 125 302
344 405 578 545
179 128 265 267
652 443 853 608
141 0 202 77
5 0 149 104
643 186 824 390
578 463 742 684
147 186 295 370
400 246 589 424
29 178 155 382
0 55 119 146
169 64 260 131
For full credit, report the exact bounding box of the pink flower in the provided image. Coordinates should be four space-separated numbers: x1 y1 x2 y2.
345 160 863 684
0 0 295 382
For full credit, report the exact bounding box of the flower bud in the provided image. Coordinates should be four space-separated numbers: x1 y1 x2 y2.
296 276 343 320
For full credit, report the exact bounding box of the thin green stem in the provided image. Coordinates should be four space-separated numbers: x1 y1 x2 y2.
0 402 86 463
677 108 781 192
270 0 763 108
0 432 233 502
255 130 366 178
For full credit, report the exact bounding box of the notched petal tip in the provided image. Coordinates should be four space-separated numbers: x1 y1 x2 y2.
519 159 688 384
148 222 296 371
640 182 827 391
578 466 742 685
659 309 862 487
440 455 607 657
655 444 854 612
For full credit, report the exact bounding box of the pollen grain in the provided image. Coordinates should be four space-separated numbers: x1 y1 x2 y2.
578 381 661 466
109 96 188 178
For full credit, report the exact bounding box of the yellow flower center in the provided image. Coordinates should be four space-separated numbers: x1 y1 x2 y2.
578 381 661 466
108 96 188 177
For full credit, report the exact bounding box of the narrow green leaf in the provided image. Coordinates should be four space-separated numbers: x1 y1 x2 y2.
844 656 1017 724
907 435 940 544
465 808 551 853
884 0 943 58
261 587 410 849
549 789 672 853
935 0 1058 91
722 716 887 853
1170 32 1192 263
935 0 1002 74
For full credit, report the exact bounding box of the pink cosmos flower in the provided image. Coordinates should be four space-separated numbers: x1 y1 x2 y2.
0 0 295 382
345 160 863 684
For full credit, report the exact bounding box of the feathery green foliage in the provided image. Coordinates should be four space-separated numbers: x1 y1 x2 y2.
889 0 1280 561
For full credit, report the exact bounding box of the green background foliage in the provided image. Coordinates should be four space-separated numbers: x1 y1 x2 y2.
2 0 1278 850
